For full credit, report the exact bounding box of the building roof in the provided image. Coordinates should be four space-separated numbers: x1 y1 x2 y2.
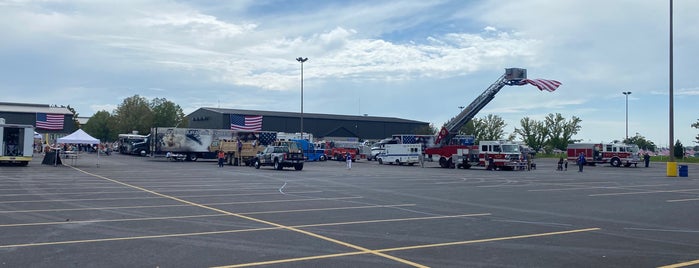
0 102 73 114
197 107 428 124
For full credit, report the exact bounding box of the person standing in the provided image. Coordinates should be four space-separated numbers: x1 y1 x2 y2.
577 152 586 172
643 152 651 167
217 150 225 167
346 152 352 169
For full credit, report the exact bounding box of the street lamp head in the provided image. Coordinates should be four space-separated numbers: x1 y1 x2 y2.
623 91 632 95
296 57 308 63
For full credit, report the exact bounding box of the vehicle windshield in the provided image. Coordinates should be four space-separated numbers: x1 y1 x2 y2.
273 147 290 153
501 145 520 153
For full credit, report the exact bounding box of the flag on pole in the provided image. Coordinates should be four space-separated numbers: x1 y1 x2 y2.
36 113 64 130
230 114 263 131
520 79 561 92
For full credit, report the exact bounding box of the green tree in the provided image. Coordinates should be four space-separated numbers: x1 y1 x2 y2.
545 113 582 151
113 95 153 135
459 114 507 143
514 117 549 152
66 105 80 129
624 133 656 151
82 110 115 142
674 140 685 159
151 98 185 127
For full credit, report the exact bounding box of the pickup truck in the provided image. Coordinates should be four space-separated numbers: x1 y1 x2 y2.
253 146 304 170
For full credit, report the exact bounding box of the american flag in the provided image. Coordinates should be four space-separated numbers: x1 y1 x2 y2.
258 132 277 146
36 113 64 130
402 135 416 144
230 114 263 131
520 79 561 92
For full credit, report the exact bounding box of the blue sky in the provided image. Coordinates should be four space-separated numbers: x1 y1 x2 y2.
1 0 697 147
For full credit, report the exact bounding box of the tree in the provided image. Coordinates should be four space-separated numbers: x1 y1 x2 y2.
151 98 185 127
514 117 549 152
624 133 656 152
692 119 699 144
545 113 582 151
674 140 685 159
459 114 507 143
82 110 115 142
113 95 153 135
66 105 80 129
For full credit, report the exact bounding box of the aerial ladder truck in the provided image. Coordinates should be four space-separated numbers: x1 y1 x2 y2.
424 68 529 168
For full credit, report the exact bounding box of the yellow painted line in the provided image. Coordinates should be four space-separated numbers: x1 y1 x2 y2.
66 167 429 268
376 227 601 252
0 196 362 213
658 259 699 268
0 191 323 204
214 227 600 268
589 188 699 197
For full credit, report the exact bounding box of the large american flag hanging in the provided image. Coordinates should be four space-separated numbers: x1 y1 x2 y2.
519 79 561 92
230 114 263 131
36 113 64 130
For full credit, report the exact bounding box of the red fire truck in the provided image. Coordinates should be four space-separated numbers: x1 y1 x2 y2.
318 140 360 161
454 140 526 170
424 68 534 168
566 143 640 167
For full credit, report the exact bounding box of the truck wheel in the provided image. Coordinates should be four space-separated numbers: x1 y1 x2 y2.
274 159 282 170
611 158 621 167
188 154 198 161
233 158 239 166
396 159 401 165
294 163 303 170
320 155 326 161
439 157 448 168
254 159 261 169
378 158 383 165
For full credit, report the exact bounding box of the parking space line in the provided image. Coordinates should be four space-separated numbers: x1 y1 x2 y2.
0 204 418 228
666 197 699 202
67 167 430 268
589 188 699 197
214 227 600 268
0 213 489 249
0 191 324 204
529 184 672 192
658 259 699 268
0 196 363 213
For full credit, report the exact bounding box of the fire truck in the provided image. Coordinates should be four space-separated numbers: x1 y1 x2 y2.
424 68 532 168
566 143 640 167
319 140 360 161
454 140 525 170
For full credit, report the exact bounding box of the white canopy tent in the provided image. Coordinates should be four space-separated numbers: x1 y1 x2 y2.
57 129 101 166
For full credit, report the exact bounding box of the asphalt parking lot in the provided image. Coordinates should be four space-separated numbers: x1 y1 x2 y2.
1 153 698 267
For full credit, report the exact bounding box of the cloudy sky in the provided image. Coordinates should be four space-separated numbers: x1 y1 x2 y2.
1 0 697 146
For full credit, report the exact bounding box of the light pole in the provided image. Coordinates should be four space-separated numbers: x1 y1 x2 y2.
296 57 308 140
622 91 631 141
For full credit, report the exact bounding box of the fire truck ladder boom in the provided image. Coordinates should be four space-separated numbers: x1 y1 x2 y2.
438 68 526 145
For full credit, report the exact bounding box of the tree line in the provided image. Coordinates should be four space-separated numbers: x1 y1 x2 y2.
81 95 186 142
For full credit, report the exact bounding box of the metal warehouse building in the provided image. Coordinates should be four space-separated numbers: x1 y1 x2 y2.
0 102 75 139
187 108 429 140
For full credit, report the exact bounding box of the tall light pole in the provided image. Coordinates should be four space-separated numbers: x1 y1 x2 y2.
623 91 631 141
296 57 308 140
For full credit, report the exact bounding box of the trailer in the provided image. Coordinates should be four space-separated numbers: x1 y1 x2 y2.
151 127 236 161
0 121 34 166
